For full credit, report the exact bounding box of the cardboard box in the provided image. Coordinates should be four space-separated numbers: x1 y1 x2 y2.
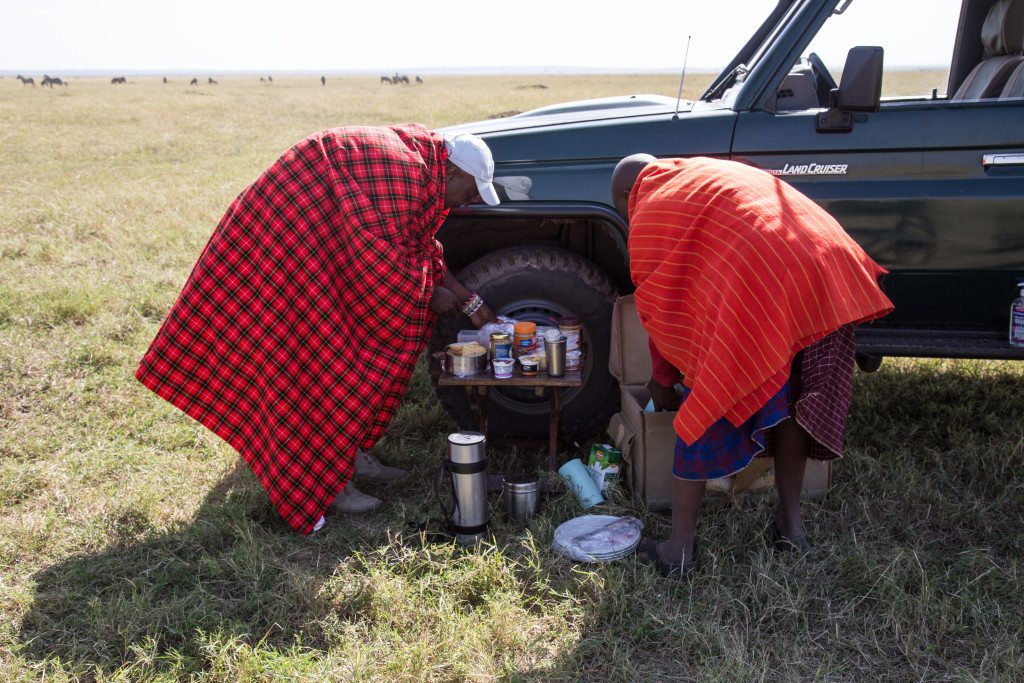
606 295 831 510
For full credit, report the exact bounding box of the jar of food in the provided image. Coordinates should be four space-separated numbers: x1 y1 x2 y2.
512 321 537 358
489 332 512 360
558 316 582 352
519 356 539 377
565 349 582 371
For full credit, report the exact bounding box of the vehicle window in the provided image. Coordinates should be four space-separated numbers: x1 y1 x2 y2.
800 0 962 100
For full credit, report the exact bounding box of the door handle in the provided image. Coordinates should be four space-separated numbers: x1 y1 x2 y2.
982 153 1024 167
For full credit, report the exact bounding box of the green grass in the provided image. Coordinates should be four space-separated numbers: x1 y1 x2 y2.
1 74 1022 681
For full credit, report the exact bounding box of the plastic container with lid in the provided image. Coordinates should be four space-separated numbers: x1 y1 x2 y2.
513 321 538 358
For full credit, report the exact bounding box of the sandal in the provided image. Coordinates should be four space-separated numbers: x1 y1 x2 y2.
770 519 811 552
635 537 698 578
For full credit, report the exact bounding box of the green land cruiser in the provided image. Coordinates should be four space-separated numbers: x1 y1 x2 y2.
432 0 1024 439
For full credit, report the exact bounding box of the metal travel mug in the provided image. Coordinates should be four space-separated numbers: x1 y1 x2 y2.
546 337 567 377
504 474 540 526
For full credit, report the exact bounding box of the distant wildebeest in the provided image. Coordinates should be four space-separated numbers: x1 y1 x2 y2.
321 75 326 86
163 77 168 84
381 76 393 84
416 75 423 84
41 75 66 87
268 75 273 83
208 77 217 85
111 76 127 84
260 77 266 82
190 77 198 86
396 74 410 84
16 75 35 86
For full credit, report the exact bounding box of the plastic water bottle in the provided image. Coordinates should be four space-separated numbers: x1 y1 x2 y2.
1011 281 1024 348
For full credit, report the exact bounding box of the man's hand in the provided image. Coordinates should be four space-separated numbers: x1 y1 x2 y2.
429 286 461 316
470 302 499 328
647 378 681 412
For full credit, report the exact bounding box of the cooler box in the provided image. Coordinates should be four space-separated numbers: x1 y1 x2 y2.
606 295 831 510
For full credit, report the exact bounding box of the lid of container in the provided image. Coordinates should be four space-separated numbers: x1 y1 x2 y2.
558 316 581 328
513 321 537 334
504 474 540 492
448 431 486 446
490 332 511 341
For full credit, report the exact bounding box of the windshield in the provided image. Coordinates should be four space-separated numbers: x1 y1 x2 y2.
701 0 802 102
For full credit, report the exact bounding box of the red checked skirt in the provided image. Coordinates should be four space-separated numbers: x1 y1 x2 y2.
137 125 449 535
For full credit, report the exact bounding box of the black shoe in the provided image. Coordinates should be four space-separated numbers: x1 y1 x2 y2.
636 537 697 578
771 519 811 552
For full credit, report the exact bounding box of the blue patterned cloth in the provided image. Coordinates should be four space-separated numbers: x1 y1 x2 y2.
673 381 791 480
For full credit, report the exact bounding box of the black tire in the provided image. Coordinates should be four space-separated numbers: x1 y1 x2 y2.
428 247 620 442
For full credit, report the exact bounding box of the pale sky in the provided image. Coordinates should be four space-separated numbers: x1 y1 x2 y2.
1 1 962 73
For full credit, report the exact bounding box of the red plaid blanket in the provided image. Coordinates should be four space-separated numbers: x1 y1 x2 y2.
137 125 449 534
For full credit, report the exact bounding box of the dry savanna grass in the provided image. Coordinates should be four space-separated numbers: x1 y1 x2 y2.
1 73 1022 680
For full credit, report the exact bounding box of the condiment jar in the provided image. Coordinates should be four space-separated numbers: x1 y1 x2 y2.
490 332 512 360
558 316 582 352
513 321 537 358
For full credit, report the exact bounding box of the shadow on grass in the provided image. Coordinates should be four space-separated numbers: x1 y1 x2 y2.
16 461 364 674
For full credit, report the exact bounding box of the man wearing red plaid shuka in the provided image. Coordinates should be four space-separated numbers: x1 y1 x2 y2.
137 125 500 535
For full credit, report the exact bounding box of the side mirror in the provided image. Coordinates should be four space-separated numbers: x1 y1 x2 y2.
837 46 884 112
817 46 883 133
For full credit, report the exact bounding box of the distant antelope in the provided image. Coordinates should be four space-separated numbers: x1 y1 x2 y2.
267 75 273 82
190 77 198 86
208 77 217 85
17 74 35 86
416 75 423 84
321 75 326 86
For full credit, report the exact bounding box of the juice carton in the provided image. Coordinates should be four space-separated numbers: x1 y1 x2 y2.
587 443 622 492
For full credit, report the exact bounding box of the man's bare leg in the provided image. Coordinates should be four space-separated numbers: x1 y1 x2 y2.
772 415 811 542
658 477 706 565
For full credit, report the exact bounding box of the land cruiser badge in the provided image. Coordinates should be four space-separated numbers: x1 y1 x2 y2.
766 163 848 176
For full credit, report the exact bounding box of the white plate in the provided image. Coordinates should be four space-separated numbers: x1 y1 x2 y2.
553 515 644 563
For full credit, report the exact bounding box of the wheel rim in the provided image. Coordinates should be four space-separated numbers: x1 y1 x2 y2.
491 298 592 416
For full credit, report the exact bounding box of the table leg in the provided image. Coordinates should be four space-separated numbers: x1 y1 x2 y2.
477 386 489 435
548 387 563 471
462 386 483 436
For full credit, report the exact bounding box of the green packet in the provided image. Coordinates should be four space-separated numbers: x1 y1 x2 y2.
587 443 622 469
587 444 622 492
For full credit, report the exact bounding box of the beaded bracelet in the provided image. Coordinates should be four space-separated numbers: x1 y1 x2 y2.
462 293 484 317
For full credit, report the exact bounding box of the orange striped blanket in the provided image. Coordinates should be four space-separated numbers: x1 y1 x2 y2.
628 157 893 445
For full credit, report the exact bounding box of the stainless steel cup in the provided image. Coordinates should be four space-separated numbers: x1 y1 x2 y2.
546 337 567 377
504 474 540 526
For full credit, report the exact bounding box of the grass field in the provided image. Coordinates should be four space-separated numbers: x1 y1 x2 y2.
1 73 1022 681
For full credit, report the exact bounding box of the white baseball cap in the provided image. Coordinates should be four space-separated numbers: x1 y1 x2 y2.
443 133 500 206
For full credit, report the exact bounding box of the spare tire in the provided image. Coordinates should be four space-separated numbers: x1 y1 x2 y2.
428 247 620 442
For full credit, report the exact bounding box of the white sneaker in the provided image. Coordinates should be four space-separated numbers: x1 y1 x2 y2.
330 482 382 513
354 449 409 482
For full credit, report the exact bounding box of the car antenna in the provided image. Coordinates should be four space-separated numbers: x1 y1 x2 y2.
672 35 693 121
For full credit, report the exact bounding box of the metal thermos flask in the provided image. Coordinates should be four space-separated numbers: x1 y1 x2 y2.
546 336 567 377
445 432 490 545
